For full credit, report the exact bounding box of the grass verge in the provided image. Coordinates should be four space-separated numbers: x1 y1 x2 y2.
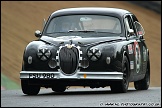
1 73 20 90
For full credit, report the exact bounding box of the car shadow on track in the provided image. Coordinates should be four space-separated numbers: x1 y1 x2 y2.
26 87 139 96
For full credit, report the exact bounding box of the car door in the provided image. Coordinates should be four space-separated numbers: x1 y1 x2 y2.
124 14 143 78
131 14 147 75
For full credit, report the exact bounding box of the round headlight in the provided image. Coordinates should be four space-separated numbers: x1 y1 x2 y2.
37 47 51 61
87 48 101 61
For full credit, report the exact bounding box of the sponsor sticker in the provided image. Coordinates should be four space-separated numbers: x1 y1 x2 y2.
128 44 133 54
134 41 141 73
130 61 134 69
143 46 147 61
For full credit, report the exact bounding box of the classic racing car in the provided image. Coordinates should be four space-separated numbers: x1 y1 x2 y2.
20 7 150 95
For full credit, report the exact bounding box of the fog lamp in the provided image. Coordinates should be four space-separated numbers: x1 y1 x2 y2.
48 58 57 68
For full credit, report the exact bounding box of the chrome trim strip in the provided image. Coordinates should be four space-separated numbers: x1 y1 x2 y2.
20 71 123 80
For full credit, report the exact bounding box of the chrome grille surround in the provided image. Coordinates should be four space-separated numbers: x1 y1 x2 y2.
56 44 82 75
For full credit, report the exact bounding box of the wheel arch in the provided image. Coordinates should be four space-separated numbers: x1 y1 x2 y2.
123 51 131 79
146 48 150 75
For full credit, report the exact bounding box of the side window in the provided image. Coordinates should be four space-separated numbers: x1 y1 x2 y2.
124 15 136 37
131 14 138 22
127 16 134 30
131 14 138 35
124 18 130 30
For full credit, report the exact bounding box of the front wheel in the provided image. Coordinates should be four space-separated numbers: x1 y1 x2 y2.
134 58 150 90
21 80 40 95
110 56 129 93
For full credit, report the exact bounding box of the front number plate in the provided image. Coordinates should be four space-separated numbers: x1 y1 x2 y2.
29 73 55 79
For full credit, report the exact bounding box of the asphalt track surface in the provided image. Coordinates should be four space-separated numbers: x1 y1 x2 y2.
1 87 161 107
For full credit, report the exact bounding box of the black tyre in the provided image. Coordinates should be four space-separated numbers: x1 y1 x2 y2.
52 85 66 92
134 58 150 90
21 80 40 95
110 56 129 93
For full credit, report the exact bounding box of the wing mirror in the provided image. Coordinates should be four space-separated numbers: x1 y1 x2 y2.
35 30 42 38
134 21 145 40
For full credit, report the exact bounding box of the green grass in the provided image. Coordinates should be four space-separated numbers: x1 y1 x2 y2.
1 73 20 90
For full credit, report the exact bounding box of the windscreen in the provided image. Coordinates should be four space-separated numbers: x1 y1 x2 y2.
45 15 121 34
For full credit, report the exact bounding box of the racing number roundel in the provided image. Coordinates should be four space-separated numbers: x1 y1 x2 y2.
134 41 141 73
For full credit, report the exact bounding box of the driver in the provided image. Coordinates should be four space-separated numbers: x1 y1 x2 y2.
61 22 72 32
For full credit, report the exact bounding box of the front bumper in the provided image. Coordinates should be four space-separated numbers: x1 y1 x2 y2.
20 71 123 80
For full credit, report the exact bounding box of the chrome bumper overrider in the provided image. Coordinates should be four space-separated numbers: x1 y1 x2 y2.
20 71 123 80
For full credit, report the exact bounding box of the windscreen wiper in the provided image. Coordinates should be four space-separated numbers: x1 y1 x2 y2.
68 30 96 33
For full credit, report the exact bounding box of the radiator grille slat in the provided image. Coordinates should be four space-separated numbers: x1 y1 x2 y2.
59 47 79 74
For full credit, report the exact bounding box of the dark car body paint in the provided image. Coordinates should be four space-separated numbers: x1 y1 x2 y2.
22 7 149 84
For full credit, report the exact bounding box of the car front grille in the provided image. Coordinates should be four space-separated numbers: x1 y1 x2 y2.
59 46 79 75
